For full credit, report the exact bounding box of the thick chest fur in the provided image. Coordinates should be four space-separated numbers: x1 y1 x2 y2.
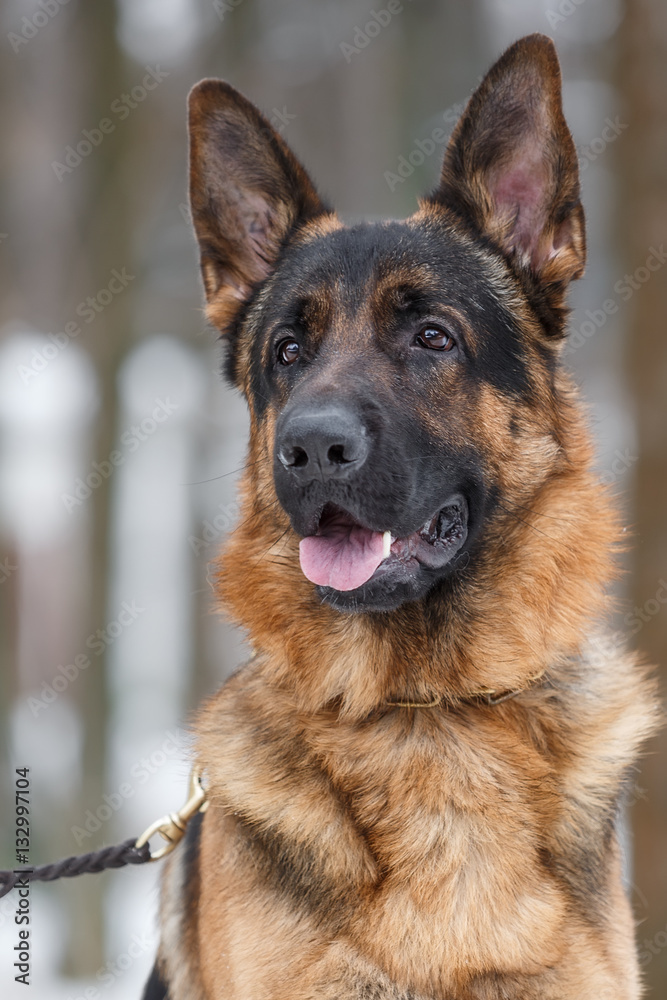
179 660 651 999
305 707 566 984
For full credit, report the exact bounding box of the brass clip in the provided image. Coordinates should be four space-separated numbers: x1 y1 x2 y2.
136 767 209 861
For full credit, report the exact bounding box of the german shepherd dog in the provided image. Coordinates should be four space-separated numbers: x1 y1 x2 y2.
144 33 659 1000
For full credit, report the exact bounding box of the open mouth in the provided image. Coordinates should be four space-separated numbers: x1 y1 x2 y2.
298 497 468 593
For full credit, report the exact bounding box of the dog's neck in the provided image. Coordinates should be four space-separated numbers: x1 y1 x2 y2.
216 400 617 721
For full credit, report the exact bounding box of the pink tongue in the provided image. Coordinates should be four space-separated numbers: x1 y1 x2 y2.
299 519 385 591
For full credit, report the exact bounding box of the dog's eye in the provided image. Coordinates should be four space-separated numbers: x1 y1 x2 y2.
277 339 300 366
416 326 455 351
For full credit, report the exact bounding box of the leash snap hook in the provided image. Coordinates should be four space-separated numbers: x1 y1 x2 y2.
136 767 209 861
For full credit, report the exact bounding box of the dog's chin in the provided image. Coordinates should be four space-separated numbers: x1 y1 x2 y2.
313 497 469 614
316 562 460 613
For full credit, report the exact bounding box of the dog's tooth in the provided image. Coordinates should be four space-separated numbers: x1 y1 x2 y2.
382 531 392 559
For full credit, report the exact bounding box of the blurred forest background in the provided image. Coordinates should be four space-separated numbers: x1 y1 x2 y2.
0 0 665 996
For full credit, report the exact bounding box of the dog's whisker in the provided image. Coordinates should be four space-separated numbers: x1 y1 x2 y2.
496 497 576 525
184 459 262 486
225 498 283 537
496 501 558 542
248 527 292 569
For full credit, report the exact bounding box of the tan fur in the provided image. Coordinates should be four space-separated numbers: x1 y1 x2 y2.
154 33 660 1000
158 842 206 999
171 284 659 999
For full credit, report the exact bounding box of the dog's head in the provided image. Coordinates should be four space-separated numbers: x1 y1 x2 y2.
188 34 588 617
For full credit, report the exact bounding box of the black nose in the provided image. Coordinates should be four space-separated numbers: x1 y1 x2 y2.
277 406 369 483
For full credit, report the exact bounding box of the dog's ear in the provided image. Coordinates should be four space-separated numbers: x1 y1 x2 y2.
188 80 327 332
427 34 585 302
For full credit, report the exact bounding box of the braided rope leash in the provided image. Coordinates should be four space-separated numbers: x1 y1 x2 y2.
0 768 208 901
0 840 150 900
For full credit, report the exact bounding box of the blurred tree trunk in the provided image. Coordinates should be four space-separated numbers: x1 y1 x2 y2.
0 0 129 975
617 1 667 994
61 0 136 976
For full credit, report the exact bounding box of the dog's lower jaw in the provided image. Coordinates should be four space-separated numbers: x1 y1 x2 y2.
315 555 465 613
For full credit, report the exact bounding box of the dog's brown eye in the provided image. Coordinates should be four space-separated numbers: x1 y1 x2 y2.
416 326 455 351
277 339 300 365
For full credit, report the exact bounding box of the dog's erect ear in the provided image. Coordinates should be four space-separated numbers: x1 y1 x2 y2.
188 80 327 331
427 34 585 298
